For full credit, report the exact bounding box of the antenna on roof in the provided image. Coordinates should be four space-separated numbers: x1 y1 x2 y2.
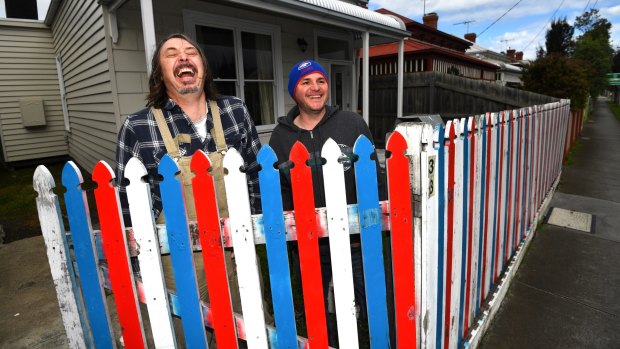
501 38 514 51
454 19 476 33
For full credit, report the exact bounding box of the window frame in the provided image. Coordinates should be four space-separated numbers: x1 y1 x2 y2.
183 9 284 130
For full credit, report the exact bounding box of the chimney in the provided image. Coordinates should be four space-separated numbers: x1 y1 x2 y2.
506 48 516 61
423 12 439 29
515 51 524 61
464 33 477 43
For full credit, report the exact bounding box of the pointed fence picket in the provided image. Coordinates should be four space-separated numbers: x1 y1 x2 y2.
34 100 571 348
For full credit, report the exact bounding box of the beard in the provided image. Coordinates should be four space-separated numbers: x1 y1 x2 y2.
178 85 201 95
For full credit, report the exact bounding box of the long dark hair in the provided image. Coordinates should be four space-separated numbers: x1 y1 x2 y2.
146 33 219 108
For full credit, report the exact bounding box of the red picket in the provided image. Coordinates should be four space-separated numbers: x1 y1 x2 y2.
92 161 145 348
289 141 328 348
190 151 238 348
386 132 417 347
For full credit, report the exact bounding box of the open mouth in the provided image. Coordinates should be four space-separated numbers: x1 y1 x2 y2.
175 64 196 80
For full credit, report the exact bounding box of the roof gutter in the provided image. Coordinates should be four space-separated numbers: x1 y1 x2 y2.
225 0 410 39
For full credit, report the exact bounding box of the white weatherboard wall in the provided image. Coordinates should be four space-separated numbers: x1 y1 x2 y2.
0 19 67 163
50 0 116 171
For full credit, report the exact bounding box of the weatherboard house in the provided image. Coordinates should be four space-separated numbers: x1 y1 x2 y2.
367 9 498 81
0 0 410 170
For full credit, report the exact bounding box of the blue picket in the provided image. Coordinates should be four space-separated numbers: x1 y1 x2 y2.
62 162 114 348
158 154 208 348
257 145 297 349
353 135 390 348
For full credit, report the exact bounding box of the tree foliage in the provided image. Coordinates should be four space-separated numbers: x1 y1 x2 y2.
522 54 589 110
573 9 613 97
523 9 613 105
545 18 574 56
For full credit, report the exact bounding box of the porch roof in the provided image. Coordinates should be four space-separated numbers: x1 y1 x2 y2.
222 0 410 39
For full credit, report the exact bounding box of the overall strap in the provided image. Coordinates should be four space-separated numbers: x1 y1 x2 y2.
152 108 181 158
209 100 227 153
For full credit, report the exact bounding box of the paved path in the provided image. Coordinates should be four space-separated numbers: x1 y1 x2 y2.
479 97 620 349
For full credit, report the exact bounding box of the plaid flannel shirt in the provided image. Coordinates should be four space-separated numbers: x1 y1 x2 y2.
115 96 262 227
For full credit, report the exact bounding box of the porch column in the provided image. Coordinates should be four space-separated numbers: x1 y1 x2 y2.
140 0 156 73
362 31 369 125
397 39 404 118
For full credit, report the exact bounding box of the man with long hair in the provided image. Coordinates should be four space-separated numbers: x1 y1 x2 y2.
116 33 261 224
115 33 263 345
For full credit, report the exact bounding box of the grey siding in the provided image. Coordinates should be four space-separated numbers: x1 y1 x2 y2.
112 0 148 118
0 19 67 163
51 0 115 171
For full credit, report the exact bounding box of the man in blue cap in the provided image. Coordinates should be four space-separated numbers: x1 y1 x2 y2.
269 59 385 346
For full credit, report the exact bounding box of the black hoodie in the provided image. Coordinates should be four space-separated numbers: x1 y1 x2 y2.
268 105 385 212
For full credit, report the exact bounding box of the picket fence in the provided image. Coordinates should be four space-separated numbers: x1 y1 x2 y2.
34 99 571 349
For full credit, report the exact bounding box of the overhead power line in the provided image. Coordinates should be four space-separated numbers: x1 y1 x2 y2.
478 0 523 38
522 0 566 51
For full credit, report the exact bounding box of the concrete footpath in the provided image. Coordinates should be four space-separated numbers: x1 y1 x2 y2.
479 97 620 349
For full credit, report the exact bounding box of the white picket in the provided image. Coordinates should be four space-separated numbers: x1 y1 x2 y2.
33 166 87 348
223 149 268 348
470 115 483 325
321 138 359 348
485 112 498 297
125 157 176 348
420 123 438 349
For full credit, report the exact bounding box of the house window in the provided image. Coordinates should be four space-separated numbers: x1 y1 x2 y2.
317 36 350 60
185 11 283 128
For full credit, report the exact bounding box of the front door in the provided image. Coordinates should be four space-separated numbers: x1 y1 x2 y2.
330 65 352 111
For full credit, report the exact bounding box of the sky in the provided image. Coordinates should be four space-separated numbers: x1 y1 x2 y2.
2 0 618 60
368 0 620 60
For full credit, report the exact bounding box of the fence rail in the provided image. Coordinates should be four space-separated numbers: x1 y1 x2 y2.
35 99 573 348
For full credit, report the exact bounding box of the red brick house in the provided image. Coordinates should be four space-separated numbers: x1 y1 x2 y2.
369 9 497 81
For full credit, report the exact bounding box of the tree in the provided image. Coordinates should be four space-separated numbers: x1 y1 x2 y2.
522 54 589 110
574 9 611 39
573 9 613 97
545 18 574 56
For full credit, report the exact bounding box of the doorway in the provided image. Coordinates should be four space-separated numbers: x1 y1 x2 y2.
330 65 352 111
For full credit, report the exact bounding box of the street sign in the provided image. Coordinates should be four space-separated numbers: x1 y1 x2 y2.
607 73 620 85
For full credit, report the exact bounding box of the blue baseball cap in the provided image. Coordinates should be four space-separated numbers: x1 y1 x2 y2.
288 60 328 99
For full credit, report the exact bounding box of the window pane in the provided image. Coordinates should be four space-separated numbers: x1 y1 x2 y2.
196 25 237 79
318 36 350 60
244 82 274 126
215 81 237 97
241 32 274 80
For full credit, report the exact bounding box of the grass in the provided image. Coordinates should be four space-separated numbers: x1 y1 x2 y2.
562 138 582 167
0 162 62 243
0 161 96 244
607 101 620 122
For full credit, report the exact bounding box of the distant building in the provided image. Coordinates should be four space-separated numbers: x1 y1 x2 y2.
368 9 497 81
464 33 524 88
